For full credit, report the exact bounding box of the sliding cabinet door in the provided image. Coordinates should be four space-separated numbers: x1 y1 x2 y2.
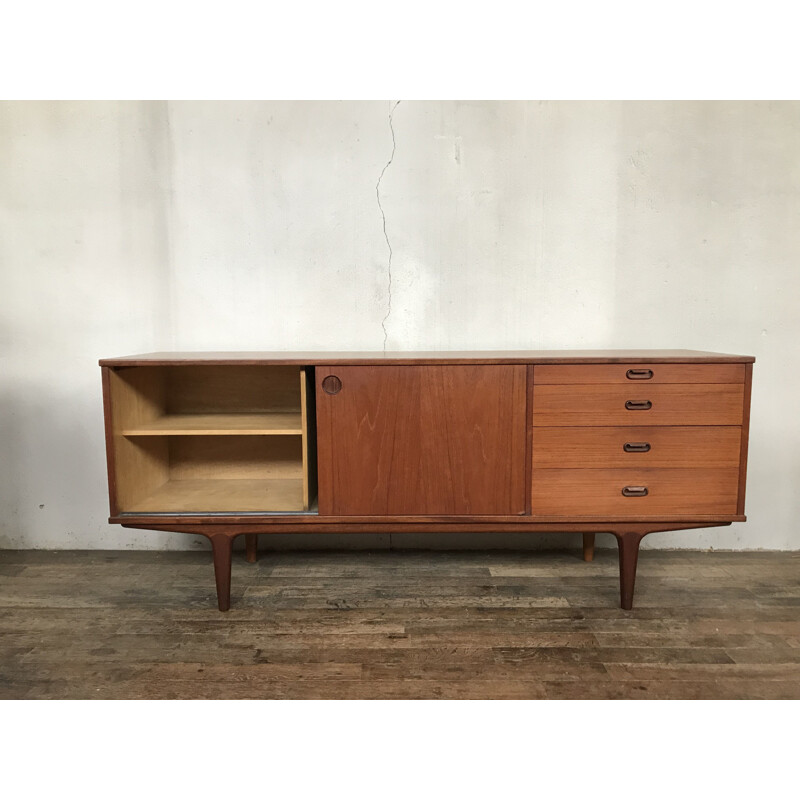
316 365 526 515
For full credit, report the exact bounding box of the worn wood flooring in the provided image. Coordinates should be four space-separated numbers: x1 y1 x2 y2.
1 548 798 699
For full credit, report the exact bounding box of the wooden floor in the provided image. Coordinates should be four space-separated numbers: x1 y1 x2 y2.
1 548 799 699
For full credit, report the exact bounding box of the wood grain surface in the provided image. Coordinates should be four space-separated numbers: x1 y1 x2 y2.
533 363 745 384
121 412 303 436
99 350 756 366
165 365 301 413
106 364 311 514
532 384 745 426
169 436 302 480
1 550 796 699
101 367 119 516
531 468 740 516
316 365 527 515
125 478 305 513
738 363 754 515
532 426 742 469
107 367 169 511
114 515 746 527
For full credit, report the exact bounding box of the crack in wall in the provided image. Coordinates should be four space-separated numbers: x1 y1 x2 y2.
377 100 401 352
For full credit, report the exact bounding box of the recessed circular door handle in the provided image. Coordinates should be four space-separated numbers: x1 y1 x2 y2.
623 442 651 453
626 368 654 380
625 400 652 410
322 375 342 395
622 486 649 497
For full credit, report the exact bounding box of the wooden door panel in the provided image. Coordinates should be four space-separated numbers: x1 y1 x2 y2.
316 365 527 515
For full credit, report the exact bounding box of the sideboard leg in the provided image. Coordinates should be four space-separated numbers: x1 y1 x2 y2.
245 533 258 563
209 533 234 612
582 533 595 562
613 529 647 610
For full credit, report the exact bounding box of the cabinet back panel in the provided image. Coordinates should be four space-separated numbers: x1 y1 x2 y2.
166 366 301 413
169 436 303 480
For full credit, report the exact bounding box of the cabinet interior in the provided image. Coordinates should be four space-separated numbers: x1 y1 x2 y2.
109 365 317 513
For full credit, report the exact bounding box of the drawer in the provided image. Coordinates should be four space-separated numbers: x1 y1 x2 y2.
535 363 745 384
532 384 744 426
532 426 742 468
531 468 740 516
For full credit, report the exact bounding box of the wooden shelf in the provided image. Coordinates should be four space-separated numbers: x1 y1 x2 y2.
108 365 318 514
126 478 306 513
122 413 303 436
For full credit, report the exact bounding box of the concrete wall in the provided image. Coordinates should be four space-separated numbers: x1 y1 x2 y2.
1 100 797 551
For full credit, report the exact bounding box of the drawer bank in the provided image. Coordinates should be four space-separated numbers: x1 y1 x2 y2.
100 350 754 611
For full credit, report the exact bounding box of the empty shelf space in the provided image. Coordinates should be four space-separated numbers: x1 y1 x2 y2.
122 412 303 436
125 478 306 513
108 364 318 514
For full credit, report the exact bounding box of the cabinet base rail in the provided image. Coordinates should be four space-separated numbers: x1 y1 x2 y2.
123 522 730 612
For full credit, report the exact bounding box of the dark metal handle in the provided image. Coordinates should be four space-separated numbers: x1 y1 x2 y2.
626 369 654 380
625 400 652 410
622 486 649 497
623 442 651 453
321 375 342 395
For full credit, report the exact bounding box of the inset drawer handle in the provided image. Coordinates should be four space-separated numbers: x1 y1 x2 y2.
626 368 654 380
623 442 651 453
625 400 652 410
322 375 342 395
622 486 649 497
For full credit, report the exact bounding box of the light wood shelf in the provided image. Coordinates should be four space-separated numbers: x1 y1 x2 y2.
122 412 303 436
109 364 317 513
125 478 305 513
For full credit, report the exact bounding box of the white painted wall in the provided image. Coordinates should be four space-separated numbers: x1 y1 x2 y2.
1 100 797 551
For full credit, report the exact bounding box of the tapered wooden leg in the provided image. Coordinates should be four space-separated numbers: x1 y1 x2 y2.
582 533 595 562
245 533 258 563
613 529 647 610
209 533 234 611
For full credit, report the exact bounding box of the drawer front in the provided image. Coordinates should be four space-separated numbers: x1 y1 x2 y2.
532 384 744 426
531 468 740 516
532 426 742 468
535 364 745 385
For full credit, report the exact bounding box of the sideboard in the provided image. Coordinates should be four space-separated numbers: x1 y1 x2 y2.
100 350 754 611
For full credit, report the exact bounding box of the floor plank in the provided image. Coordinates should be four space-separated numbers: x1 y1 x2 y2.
0 548 798 699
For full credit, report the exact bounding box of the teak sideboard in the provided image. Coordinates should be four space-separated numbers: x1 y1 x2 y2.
100 350 754 611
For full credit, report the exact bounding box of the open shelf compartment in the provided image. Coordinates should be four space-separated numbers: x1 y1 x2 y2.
108 365 317 513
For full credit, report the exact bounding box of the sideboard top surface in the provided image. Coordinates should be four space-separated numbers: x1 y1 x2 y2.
100 350 755 367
